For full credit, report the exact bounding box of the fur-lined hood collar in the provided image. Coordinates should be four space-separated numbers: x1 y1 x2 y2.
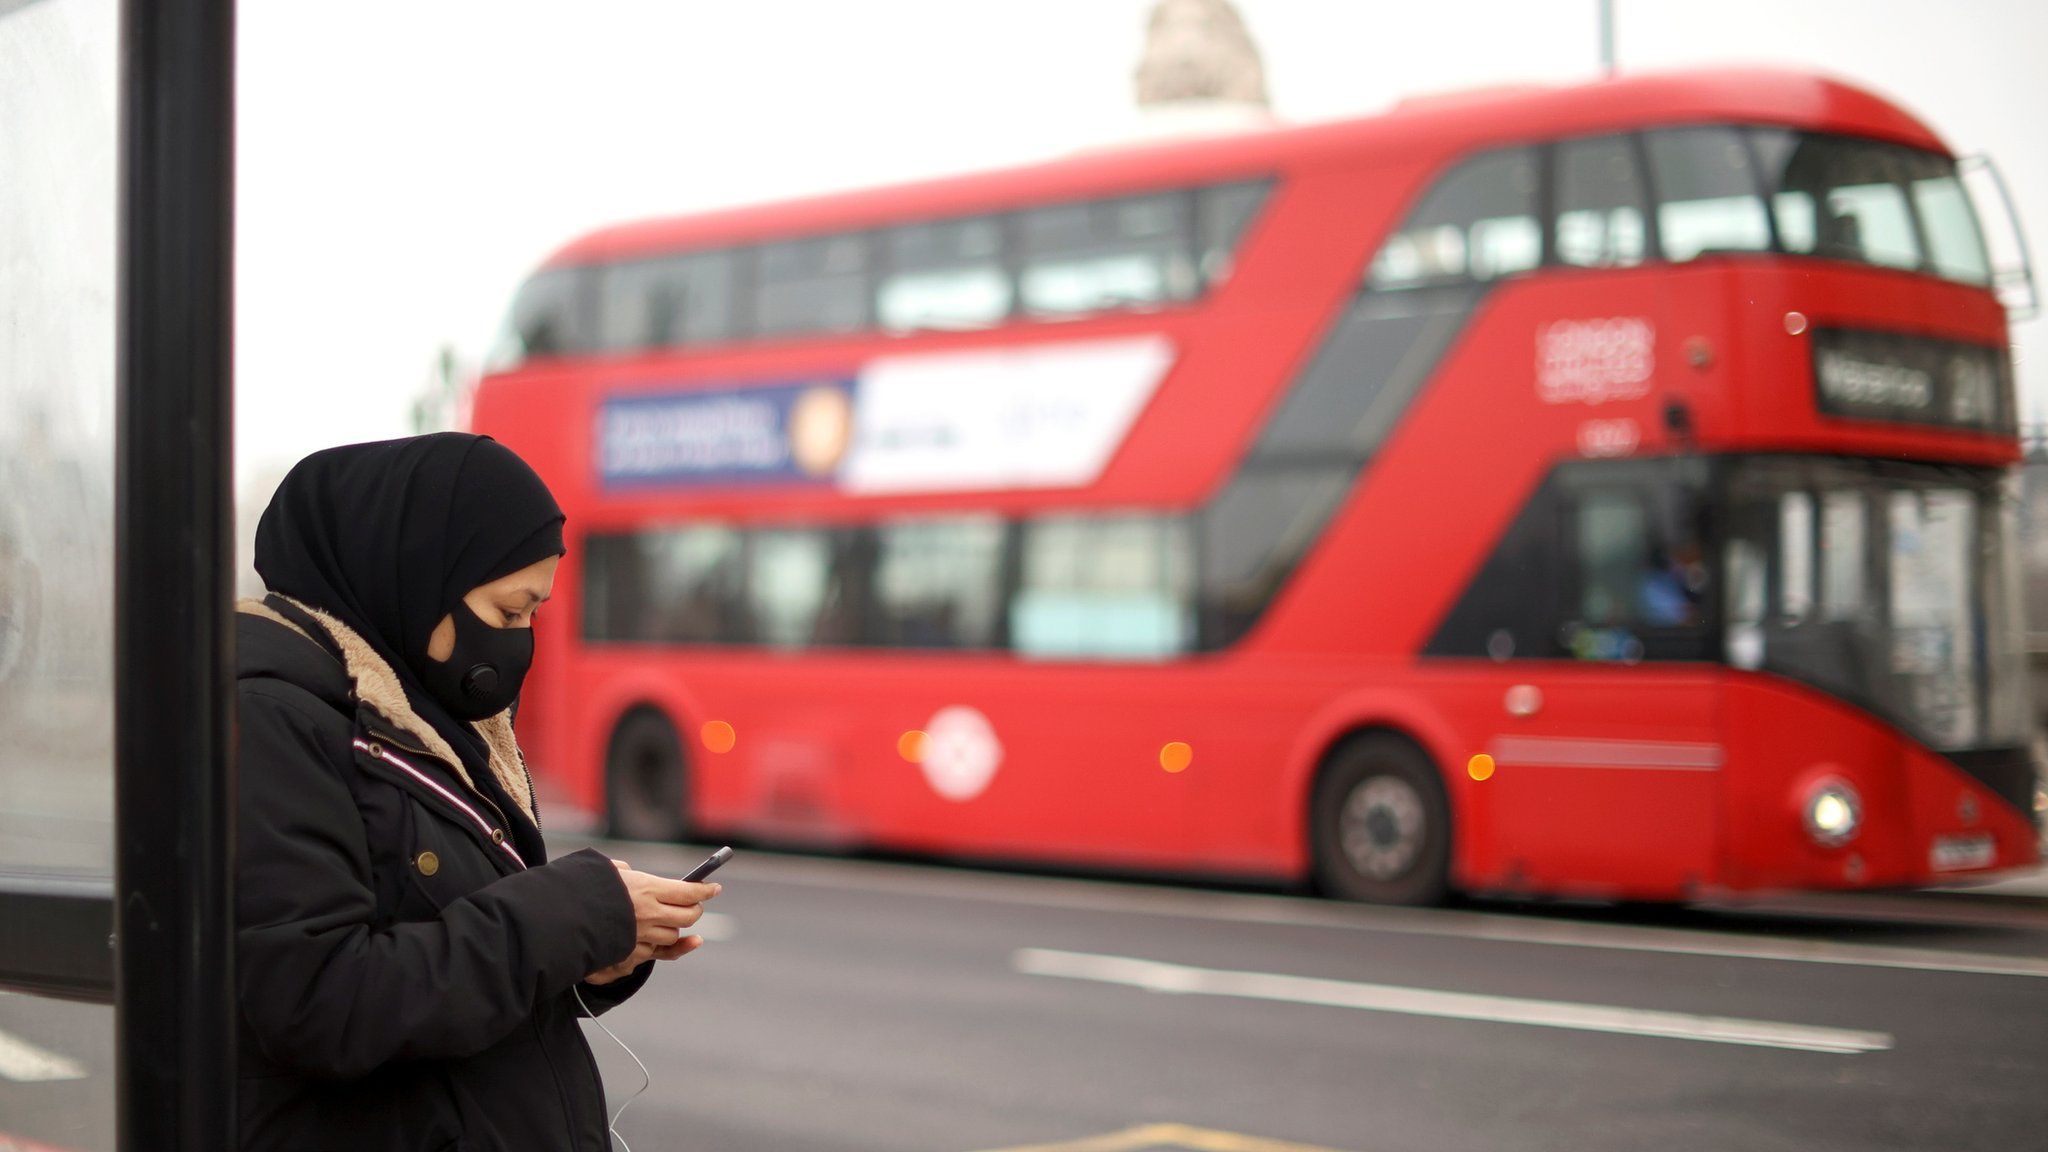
237 595 537 826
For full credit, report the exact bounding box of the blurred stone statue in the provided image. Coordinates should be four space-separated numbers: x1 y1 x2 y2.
1134 0 1270 110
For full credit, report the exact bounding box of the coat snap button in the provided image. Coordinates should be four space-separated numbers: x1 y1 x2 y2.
415 851 440 876
490 828 505 845
366 742 384 759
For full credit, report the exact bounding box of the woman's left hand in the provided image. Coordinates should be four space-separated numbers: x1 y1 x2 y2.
584 858 714 984
584 933 702 984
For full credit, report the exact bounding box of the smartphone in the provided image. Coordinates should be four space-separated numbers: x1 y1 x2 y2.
682 845 734 883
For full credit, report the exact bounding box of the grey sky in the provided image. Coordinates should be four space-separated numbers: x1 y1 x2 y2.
233 0 2048 483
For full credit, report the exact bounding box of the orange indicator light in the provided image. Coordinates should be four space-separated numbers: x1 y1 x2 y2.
1160 742 1193 773
701 720 737 754
1467 753 1495 781
898 730 927 762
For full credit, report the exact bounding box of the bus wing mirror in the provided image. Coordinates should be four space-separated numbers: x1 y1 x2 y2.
1960 153 2039 323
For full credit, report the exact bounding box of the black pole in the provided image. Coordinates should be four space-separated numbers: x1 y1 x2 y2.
114 0 236 1148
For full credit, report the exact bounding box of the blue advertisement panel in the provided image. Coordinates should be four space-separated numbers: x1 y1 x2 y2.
597 379 857 488
592 336 1175 495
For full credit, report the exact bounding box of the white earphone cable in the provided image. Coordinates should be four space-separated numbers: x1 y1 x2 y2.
572 984 652 1152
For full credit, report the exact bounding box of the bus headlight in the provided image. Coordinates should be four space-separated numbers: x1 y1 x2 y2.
1804 779 1862 847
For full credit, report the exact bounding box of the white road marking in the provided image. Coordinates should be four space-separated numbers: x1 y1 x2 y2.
0 1027 87 1082
697 848 2048 980
1014 948 1893 1055
694 912 738 942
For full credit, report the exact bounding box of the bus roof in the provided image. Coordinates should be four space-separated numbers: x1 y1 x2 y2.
547 68 1945 268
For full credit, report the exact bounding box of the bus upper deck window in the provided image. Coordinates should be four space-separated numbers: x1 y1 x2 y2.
1752 130 1921 271
877 217 1011 332
1368 147 1539 289
1553 136 1648 270
754 234 871 338
1645 127 1771 262
1019 193 1196 318
1756 128 1995 285
1912 173 1994 285
486 267 593 370
597 250 736 352
1196 181 1271 286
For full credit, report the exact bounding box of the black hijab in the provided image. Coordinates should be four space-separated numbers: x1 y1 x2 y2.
255 433 565 780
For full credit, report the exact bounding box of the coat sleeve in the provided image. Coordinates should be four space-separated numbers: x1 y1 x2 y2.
235 685 638 1079
576 960 654 1016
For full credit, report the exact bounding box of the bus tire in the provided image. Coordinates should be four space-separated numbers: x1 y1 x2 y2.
1310 733 1452 906
604 708 689 843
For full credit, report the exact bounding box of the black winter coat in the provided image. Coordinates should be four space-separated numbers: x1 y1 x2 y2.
234 599 650 1151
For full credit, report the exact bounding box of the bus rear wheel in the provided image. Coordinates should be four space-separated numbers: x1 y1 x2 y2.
604 708 689 843
1310 734 1451 905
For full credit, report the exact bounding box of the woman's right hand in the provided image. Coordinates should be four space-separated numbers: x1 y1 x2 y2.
590 860 719 981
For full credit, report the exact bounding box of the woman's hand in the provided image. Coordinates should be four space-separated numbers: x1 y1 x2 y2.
585 860 720 984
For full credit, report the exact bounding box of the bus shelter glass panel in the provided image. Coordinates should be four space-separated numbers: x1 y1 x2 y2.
0 1 118 1148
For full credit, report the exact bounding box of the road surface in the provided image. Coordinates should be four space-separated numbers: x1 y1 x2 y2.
4 841 2045 1151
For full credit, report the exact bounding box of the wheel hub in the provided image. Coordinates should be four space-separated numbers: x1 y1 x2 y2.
1339 776 1425 880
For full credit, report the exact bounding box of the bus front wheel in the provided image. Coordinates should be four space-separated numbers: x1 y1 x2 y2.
1310 734 1451 905
604 708 689 843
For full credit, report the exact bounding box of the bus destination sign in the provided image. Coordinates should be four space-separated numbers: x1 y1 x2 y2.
1811 328 2013 434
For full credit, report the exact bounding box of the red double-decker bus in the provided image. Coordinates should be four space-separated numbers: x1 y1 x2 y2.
472 68 2043 903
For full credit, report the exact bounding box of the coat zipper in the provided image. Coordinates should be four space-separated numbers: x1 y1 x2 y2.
354 738 527 870
362 722 520 829
369 719 537 838
571 1022 607 1148
361 722 595 1145
531 1014 591 1151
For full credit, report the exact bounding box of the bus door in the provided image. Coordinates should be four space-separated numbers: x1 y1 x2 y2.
1479 462 1725 897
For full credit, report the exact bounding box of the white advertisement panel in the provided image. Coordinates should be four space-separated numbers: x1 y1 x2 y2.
840 335 1176 495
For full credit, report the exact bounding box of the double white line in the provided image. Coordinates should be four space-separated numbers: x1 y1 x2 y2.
1014 948 1893 1055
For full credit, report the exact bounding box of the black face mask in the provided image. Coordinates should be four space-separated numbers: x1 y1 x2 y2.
418 601 533 721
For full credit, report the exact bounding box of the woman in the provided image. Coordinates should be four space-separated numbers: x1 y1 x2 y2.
235 433 714 1151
